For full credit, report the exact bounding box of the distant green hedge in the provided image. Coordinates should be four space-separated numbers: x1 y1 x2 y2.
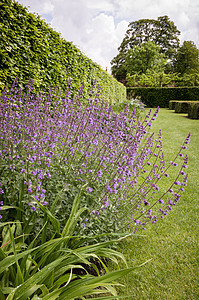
127 87 199 107
0 0 125 103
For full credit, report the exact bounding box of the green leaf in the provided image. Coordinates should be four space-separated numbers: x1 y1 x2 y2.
85 296 130 299
34 198 60 234
0 246 39 275
59 268 134 299
19 285 45 300
9 256 69 299
0 206 24 211
62 190 85 237
0 247 7 261
50 189 64 214
0 288 6 300
41 289 62 300
0 222 21 229
9 226 24 286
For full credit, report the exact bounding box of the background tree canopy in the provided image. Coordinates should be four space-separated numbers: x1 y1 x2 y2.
111 16 180 82
125 41 167 75
111 16 199 87
173 41 199 75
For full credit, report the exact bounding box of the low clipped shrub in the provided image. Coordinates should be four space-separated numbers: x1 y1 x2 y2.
169 100 199 116
188 102 199 119
175 101 191 113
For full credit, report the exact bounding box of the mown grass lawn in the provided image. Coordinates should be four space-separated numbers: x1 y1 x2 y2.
117 108 199 299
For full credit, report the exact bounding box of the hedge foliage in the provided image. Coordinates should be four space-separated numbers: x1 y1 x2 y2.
127 87 199 107
169 100 177 110
0 0 126 103
174 101 195 113
188 102 199 119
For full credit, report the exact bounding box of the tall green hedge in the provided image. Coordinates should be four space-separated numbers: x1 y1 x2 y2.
0 0 126 103
127 87 199 107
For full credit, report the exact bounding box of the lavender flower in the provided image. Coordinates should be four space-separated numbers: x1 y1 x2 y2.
0 80 190 234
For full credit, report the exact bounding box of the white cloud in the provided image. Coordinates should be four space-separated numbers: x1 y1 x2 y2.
16 0 199 73
46 0 129 72
43 1 54 14
18 0 54 14
79 13 128 70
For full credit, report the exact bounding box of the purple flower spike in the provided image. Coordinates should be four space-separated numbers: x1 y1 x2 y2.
159 199 164 204
32 170 37 176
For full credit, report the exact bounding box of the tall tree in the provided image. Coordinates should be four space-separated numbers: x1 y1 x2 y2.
173 41 199 75
125 41 167 75
111 16 180 82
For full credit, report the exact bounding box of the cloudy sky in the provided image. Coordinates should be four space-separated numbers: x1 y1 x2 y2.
17 0 199 73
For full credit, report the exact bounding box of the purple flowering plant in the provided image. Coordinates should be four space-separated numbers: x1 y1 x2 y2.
0 79 190 238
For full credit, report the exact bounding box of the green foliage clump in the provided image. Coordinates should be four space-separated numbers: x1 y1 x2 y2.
127 87 199 107
0 0 126 103
113 97 145 116
175 73 199 87
125 41 167 75
173 41 199 75
126 71 176 87
126 72 199 88
0 198 135 299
